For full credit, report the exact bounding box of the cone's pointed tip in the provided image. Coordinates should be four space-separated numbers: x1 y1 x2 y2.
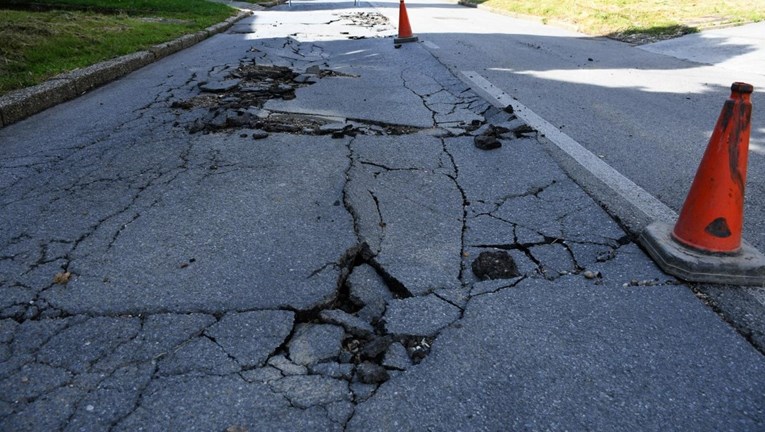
731 82 754 94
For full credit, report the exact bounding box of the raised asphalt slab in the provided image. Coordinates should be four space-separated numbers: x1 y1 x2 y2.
0 1 764 430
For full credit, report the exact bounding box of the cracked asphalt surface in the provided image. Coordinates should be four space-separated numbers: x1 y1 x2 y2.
1 0 764 430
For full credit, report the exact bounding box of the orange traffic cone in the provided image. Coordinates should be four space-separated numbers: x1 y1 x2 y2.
640 82 765 286
394 0 418 44
672 82 753 253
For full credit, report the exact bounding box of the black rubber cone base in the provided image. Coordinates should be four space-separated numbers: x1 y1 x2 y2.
640 222 765 286
394 35 419 44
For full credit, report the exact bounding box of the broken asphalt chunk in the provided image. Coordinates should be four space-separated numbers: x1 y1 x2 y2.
267 355 308 376
319 309 375 337
356 362 389 384
287 324 345 366
512 124 536 137
348 264 393 307
382 342 412 371
471 250 520 280
199 79 241 93
474 135 501 150
360 335 393 359
356 300 386 324
294 74 319 84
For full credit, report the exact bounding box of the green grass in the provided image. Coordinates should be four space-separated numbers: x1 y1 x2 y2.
464 0 765 42
0 0 235 95
3 0 234 15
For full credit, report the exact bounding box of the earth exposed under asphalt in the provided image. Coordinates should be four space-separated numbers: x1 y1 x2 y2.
1 1 764 431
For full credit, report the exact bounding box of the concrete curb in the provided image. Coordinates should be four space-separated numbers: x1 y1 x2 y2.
0 10 253 129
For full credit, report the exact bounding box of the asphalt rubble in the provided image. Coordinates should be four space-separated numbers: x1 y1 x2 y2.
0 2 764 431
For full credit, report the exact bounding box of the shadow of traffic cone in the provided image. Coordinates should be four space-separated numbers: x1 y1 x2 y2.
394 0 418 44
640 82 765 285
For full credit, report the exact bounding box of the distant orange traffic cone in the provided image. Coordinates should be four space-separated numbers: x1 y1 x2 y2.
394 0 418 44
671 82 753 253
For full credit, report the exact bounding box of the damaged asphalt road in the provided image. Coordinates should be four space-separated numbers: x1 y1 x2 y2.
1 0 765 430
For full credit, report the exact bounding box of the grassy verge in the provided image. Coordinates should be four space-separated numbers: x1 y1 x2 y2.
0 0 235 95
462 0 765 43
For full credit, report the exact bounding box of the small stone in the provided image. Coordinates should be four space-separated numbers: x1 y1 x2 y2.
474 135 501 150
305 65 321 75
583 270 601 279
356 362 389 384
226 426 248 432
53 272 71 285
85 405 95 412
596 249 617 262
471 251 519 280
252 131 269 140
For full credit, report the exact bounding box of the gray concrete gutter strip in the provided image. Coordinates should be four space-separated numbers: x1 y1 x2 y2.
0 10 252 129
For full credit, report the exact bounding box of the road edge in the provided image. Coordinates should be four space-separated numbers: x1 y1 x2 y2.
459 70 677 236
0 9 253 129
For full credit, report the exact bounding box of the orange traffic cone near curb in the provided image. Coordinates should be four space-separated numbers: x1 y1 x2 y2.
394 0 418 44
640 82 765 285
672 82 753 253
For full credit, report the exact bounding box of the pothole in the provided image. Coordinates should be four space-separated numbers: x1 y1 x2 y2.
265 243 434 390
171 60 423 136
